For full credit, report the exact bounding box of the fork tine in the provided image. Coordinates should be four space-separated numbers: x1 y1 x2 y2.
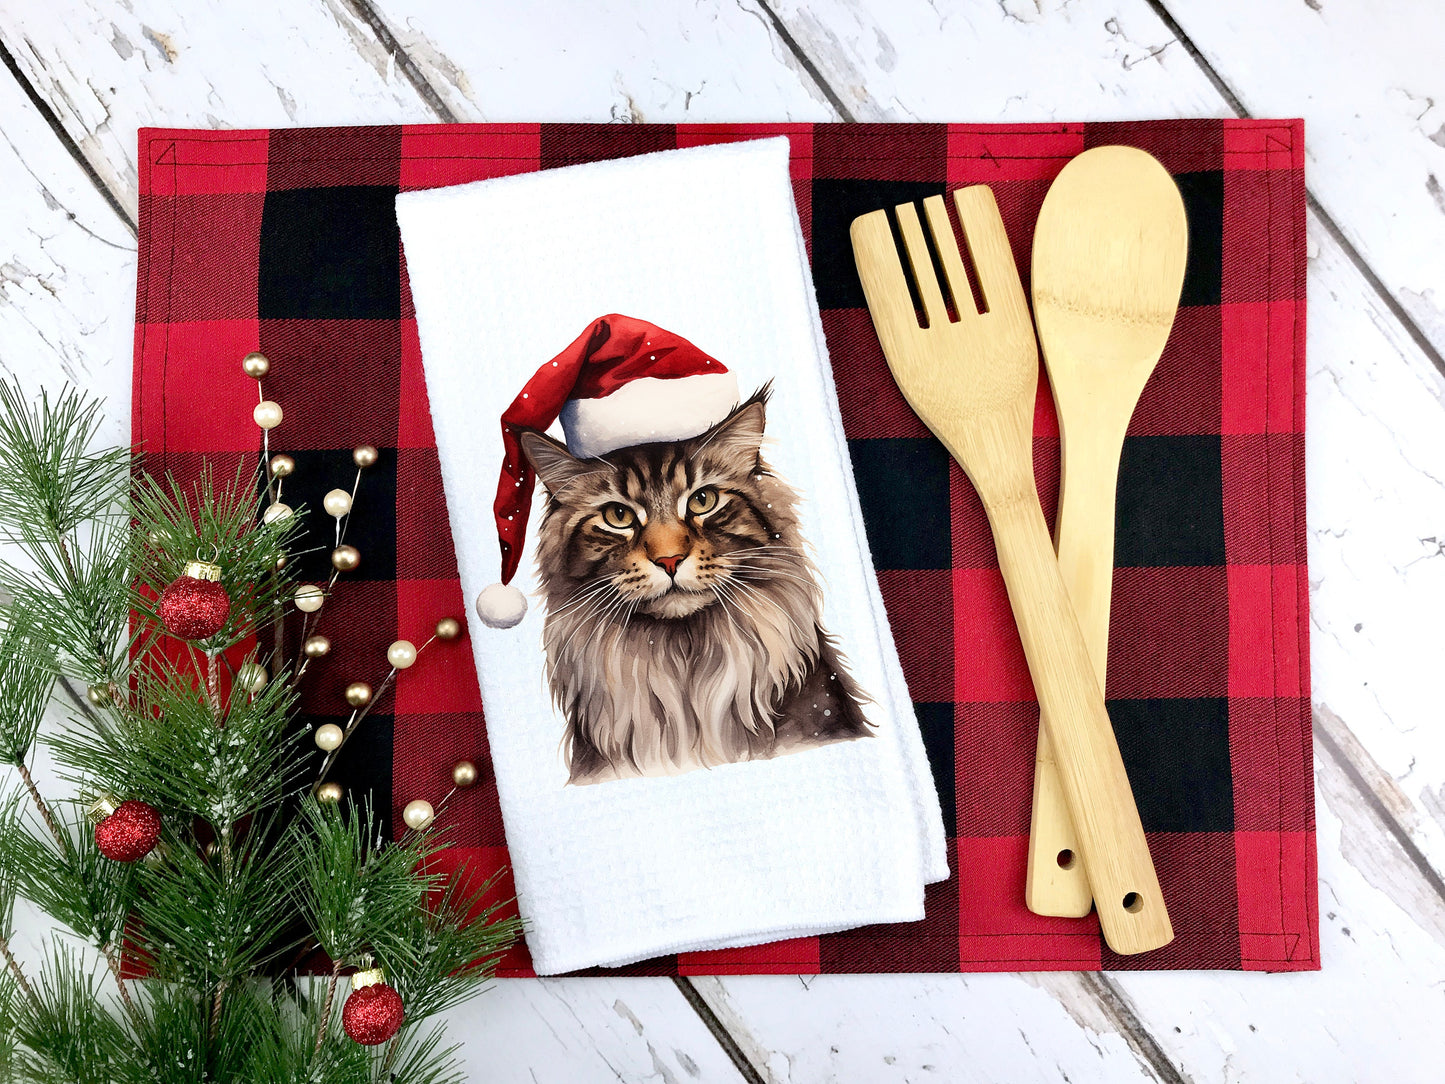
951 185 1029 325
849 210 920 334
922 194 977 317
894 202 951 328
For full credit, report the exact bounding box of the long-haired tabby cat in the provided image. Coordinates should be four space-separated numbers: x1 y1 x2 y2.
517 384 871 784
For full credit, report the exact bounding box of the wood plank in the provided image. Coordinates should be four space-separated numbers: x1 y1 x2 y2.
1106 705 1445 1084
7 2 1445 1079
361 0 838 123
690 971 1166 1084
0 53 750 1083
759 0 1228 122
1159 0 1445 362
0 0 441 217
0 32 133 436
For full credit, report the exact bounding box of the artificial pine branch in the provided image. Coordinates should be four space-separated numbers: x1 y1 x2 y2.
0 381 520 1082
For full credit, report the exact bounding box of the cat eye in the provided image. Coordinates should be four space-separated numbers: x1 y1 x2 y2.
686 487 719 516
601 503 636 529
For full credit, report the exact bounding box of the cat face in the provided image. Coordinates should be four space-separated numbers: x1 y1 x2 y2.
519 387 791 621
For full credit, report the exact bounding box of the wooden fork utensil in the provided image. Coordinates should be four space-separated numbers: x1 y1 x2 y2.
1025 146 1190 918
850 186 1173 955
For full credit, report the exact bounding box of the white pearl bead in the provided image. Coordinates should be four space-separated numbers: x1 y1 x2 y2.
236 662 268 693
402 799 435 830
322 488 352 517
313 724 344 751
253 400 283 429
261 502 293 525
387 640 417 669
294 585 324 613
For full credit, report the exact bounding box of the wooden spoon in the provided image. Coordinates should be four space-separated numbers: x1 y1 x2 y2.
1025 145 1189 917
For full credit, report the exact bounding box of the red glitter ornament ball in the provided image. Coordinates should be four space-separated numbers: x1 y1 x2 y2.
341 973 405 1045
94 800 162 863
158 561 231 640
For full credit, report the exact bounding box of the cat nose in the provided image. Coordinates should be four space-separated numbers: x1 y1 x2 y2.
652 554 685 578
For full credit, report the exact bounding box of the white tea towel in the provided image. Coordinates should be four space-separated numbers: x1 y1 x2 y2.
397 136 947 974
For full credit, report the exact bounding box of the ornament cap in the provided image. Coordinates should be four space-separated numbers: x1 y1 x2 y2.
351 967 386 991
86 794 120 823
182 560 223 582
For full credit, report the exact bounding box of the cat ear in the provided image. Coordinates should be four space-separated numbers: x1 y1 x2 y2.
518 429 593 493
698 384 769 468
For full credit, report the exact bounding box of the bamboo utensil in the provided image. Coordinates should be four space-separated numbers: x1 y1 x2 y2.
850 186 1172 954
1025 146 1189 918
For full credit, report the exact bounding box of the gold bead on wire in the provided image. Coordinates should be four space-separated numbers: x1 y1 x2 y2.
451 760 479 788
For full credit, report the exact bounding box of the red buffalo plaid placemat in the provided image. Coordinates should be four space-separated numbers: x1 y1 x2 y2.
132 120 1316 974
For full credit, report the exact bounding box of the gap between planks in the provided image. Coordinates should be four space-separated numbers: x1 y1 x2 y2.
0 33 135 234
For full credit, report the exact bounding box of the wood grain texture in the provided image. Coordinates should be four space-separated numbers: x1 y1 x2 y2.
1160 0 1445 364
1026 146 1188 918
0 0 440 216
340 0 839 124
853 185 1170 953
1 0 1443 1077
689 972 1169 1084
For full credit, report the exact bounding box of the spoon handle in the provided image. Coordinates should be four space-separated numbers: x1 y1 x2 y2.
1026 427 1128 917
983 470 1172 955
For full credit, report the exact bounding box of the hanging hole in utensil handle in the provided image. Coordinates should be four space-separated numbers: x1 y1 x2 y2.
1122 892 1143 914
1056 849 1076 870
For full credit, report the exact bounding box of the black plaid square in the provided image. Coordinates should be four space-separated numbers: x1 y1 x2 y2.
259 186 402 320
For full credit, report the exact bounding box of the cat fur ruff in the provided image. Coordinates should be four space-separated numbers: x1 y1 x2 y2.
397 137 947 974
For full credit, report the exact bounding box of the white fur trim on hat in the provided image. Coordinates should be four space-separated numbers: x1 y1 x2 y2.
559 371 740 459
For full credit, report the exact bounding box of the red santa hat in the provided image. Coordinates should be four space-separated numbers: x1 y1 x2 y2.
475 314 739 628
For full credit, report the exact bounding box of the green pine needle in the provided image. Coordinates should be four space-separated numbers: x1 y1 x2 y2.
0 381 520 1083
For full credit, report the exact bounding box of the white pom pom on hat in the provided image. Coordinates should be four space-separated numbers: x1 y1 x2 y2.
475 583 528 629
473 314 738 629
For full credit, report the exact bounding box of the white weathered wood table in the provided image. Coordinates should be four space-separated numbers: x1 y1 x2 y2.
2 1 1443 1080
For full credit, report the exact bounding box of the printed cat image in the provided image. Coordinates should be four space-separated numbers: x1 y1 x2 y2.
517 385 872 784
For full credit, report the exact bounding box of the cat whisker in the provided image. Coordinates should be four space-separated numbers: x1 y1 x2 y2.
548 582 613 617
722 545 808 560
546 467 617 502
725 577 817 648
723 565 825 590
711 583 766 656
685 418 735 463
550 582 626 640
547 579 622 620
551 586 628 663
723 571 827 602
